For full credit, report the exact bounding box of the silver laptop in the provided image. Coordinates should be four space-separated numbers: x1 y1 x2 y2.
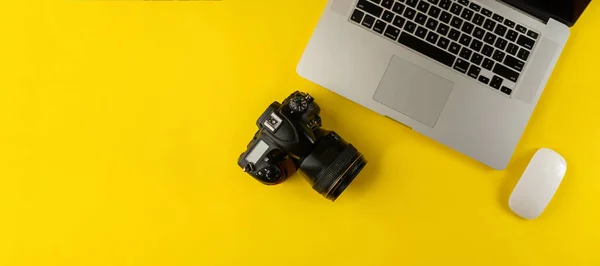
297 0 590 169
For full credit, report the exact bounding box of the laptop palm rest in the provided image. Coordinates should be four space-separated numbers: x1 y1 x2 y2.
374 56 454 128
515 39 560 103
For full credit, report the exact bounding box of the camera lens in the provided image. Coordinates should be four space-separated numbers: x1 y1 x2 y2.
299 131 367 201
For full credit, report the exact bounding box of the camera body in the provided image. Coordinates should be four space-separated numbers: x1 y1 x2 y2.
238 91 366 201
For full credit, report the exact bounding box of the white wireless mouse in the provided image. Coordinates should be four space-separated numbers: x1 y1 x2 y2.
509 148 567 219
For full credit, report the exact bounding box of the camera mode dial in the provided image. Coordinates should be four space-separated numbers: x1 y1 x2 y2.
289 94 312 113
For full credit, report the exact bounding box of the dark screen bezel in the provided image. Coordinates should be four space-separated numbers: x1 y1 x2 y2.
500 0 590 27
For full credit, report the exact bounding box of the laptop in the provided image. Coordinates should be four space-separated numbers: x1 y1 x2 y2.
297 0 590 169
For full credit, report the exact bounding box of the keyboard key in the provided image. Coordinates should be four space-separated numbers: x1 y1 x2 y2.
461 21 474 34
482 8 492 17
438 37 450 49
517 48 530 61
357 0 384 17
458 0 469 6
371 0 382 3
362 14 376 28
473 27 485 39
495 38 508 50
461 9 474 20
382 10 395 22
382 0 395 9
415 26 428 38
504 55 525 71
450 3 463 15
483 19 496 31
506 30 518 42
527 30 539 39
501 86 513 95
492 14 504 23
404 20 417 33
490 75 503 89
448 28 461 41
417 1 430 12
393 2 406 14
449 42 461 54
482 58 494 70
454 58 470 73
407 0 419 7
493 64 519 82
484 32 496 44
384 25 401 40
427 31 440 43
472 13 485 26
517 35 535 50
451 17 463 29
437 24 450 35
482 44 494 57
428 0 440 4
469 3 481 11
504 19 515 28
393 15 406 28
470 39 483 52
374 20 387 33
506 43 518 55
398 32 457 67
404 8 416 19
351 9 365 23
471 53 483 65
478 75 490 84
428 5 442 18
459 34 472 46
440 11 452 23
415 13 428 25
459 46 473 59
492 49 505 61
516 25 527 33
426 18 438 30
494 24 507 36
468 65 481 79
439 0 452 10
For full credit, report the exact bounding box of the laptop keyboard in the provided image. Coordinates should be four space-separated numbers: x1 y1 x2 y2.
350 0 540 96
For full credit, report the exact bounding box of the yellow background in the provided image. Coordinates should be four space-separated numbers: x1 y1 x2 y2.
0 0 599 265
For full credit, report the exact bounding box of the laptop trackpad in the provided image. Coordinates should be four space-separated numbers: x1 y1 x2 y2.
373 56 454 127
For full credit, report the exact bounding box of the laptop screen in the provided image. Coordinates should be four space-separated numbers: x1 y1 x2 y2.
516 0 591 25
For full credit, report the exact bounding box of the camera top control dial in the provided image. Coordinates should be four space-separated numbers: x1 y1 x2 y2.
288 94 311 113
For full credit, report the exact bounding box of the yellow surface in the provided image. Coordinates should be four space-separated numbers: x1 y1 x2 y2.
1 0 599 265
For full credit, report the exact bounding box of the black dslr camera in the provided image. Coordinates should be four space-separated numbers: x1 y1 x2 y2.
238 91 367 201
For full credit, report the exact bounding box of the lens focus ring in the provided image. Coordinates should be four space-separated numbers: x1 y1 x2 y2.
312 144 359 196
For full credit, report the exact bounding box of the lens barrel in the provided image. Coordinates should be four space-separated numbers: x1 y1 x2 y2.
300 132 367 201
